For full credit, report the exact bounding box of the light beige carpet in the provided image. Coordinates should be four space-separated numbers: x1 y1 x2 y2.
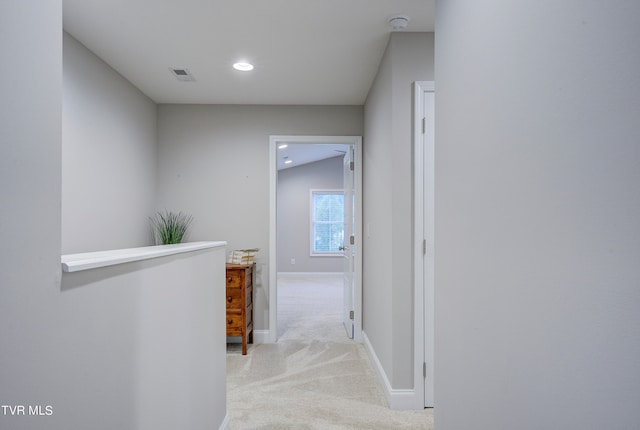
226 277 434 429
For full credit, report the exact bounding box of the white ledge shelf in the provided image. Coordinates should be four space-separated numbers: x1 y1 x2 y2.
61 241 227 273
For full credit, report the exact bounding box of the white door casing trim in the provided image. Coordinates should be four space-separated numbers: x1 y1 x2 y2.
269 135 363 344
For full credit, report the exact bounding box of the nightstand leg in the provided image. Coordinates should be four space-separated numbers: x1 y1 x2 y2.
242 334 247 355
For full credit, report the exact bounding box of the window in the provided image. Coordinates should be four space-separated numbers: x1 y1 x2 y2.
310 190 344 255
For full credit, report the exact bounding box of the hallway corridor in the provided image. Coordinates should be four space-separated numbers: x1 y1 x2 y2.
226 276 433 429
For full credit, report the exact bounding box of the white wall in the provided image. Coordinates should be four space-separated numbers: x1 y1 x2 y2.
277 156 344 273
156 104 363 334
0 6 228 427
57 247 227 430
0 1 62 429
363 32 434 390
435 2 640 429
63 32 157 254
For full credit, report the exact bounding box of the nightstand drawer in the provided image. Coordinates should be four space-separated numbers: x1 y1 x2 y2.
226 273 243 288
226 311 244 330
226 269 251 289
226 289 242 309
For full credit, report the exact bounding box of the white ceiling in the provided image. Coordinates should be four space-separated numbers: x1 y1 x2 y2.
63 0 435 105
277 144 349 170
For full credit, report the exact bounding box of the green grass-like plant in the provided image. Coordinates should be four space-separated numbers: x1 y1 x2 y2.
150 210 193 245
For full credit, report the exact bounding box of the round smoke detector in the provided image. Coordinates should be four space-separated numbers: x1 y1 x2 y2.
388 14 410 31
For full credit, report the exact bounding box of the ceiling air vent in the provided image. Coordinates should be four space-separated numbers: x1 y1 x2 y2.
169 67 195 82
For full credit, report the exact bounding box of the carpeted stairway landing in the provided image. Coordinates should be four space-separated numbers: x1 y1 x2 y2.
226 277 434 429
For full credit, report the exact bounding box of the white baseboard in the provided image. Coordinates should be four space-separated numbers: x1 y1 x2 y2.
252 330 270 343
218 414 230 430
362 331 420 410
277 272 342 278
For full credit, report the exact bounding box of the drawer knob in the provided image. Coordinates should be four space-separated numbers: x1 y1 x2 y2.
227 319 233 325
227 277 233 283
227 296 232 303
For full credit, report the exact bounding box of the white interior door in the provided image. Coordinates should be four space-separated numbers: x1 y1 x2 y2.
342 148 355 339
422 86 435 407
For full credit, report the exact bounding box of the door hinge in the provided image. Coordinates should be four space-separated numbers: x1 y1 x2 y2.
423 239 427 255
422 117 426 134
350 235 355 245
350 161 355 171
349 310 354 320
423 362 427 378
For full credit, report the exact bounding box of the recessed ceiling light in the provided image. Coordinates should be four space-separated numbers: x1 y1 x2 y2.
284 159 293 164
278 144 288 149
233 62 254 72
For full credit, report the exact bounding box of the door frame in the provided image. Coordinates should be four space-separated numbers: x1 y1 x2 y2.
269 135 363 343
414 82 435 408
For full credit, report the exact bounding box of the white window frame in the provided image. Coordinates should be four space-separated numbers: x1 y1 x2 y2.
309 189 344 257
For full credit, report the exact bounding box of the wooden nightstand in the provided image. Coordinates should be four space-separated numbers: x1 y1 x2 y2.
225 263 254 355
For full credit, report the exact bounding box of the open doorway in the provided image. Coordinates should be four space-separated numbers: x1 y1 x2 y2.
276 145 347 339
269 136 362 344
